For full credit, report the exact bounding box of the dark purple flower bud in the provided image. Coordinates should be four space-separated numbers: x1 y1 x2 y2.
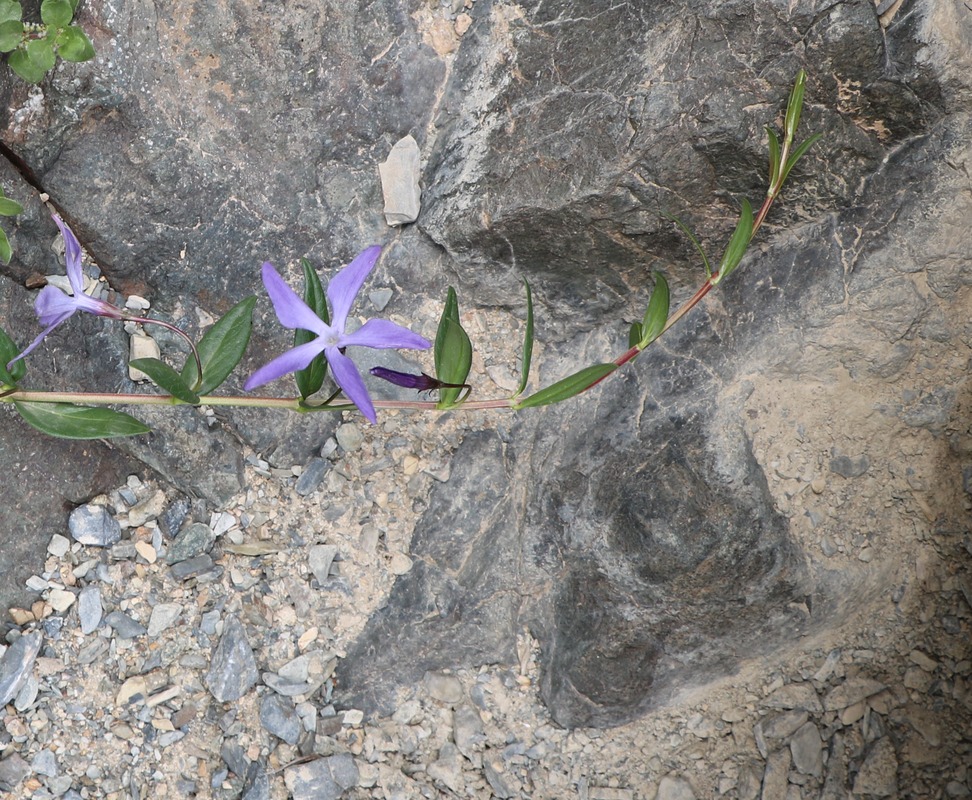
369 367 441 391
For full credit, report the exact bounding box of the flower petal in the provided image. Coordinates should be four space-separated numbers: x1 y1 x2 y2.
6 321 66 369
34 285 79 328
340 318 431 351
244 338 326 391
52 214 85 296
326 346 376 423
326 246 381 333
261 262 330 336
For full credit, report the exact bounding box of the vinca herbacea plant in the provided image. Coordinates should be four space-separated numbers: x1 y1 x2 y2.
0 0 94 84
0 72 820 440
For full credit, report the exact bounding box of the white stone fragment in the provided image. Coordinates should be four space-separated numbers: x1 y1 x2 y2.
378 134 422 226
125 294 151 311
128 332 161 381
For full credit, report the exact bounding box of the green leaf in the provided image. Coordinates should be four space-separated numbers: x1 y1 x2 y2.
40 0 72 27
638 272 669 347
14 401 151 439
130 357 201 404
0 196 23 216
628 321 643 349
766 126 781 187
0 324 26 384
784 69 808 145
26 36 56 71
0 1 22 25
0 19 23 51
779 133 823 186
294 258 328 399
513 278 533 398
181 296 255 394
8 47 46 82
433 287 472 408
0 227 11 265
514 364 617 409
55 24 93 61
663 211 711 278
713 198 753 285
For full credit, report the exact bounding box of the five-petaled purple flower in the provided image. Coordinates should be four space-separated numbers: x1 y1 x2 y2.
7 214 123 371
244 246 431 423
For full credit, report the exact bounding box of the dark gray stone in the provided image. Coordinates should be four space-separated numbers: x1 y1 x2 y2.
169 554 217 581
260 692 301 745
68 504 121 547
0 630 42 706
206 615 260 703
104 610 146 640
284 753 359 800
295 458 331 497
0 752 29 792
165 522 216 565
77 585 103 635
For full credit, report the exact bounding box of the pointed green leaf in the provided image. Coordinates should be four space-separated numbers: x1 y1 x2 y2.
8 48 46 82
0 196 23 216
40 0 72 27
25 36 55 71
0 324 26 384
784 69 808 144
0 19 23 51
0 1 22 25
55 24 93 61
513 278 534 398
663 211 711 278
779 133 823 186
639 272 669 347
766 126 781 187
628 321 643 349
514 363 617 409
0 227 11 265
434 287 472 408
14 401 151 439
294 258 328 399
130 357 201 404
181 296 255 394
713 198 753 285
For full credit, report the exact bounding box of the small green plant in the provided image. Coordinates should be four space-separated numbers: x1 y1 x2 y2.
0 186 23 263
0 0 94 84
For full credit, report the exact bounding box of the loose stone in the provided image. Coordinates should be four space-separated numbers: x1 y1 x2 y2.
822 677 886 711
655 774 696 800
105 610 147 639
205 615 260 703
170 553 217 580
77 585 103 635
852 737 898 796
147 602 183 637
127 489 166 527
335 422 364 452
789 721 823 776
166 522 216 564
764 682 823 713
425 671 464 704
31 748 58 778
48 588 76 612
761 748 791 800
261 692 301 744
308 544 338 584
69 504 122 547
378 134 422 226
454 703 485 758
47 534 71 558
296 458 331 496
283 753 359 800
0 630 43 705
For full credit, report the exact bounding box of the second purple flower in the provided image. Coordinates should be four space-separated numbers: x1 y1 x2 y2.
244 246 431 423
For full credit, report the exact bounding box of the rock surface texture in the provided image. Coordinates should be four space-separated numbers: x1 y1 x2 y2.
0 2 968 795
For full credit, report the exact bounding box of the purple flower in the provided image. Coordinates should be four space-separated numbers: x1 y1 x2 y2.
7 214 123 370
244 247 431 423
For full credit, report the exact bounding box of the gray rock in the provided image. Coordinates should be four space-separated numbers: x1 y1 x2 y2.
379 134 422 226
260 692 301 745
852 737 898 797
822 677 886 711
205 615 260 703
656 775 696 800
105 611 147 639
220 741 249 778
30 748 57 778
242 760 271 800
147 602 183 637
754 710 809 758
425 671 463 705
68 504 121 547
262 673 319 698
284 753 359 800
0 752 30 791
295 458 331 496
166 522 216 565
764 682 822 713
761 748 791 800
484 761 514 799
829 451 870 478
170 554 217 580
453 703 485 759
335 423 364 452
789 721 823 777
0 630 43 706
427 742 464 794
308 545 338 585
77 585 103 634
13 673 38 711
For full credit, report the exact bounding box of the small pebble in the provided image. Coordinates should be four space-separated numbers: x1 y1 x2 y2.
69 504 122 547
